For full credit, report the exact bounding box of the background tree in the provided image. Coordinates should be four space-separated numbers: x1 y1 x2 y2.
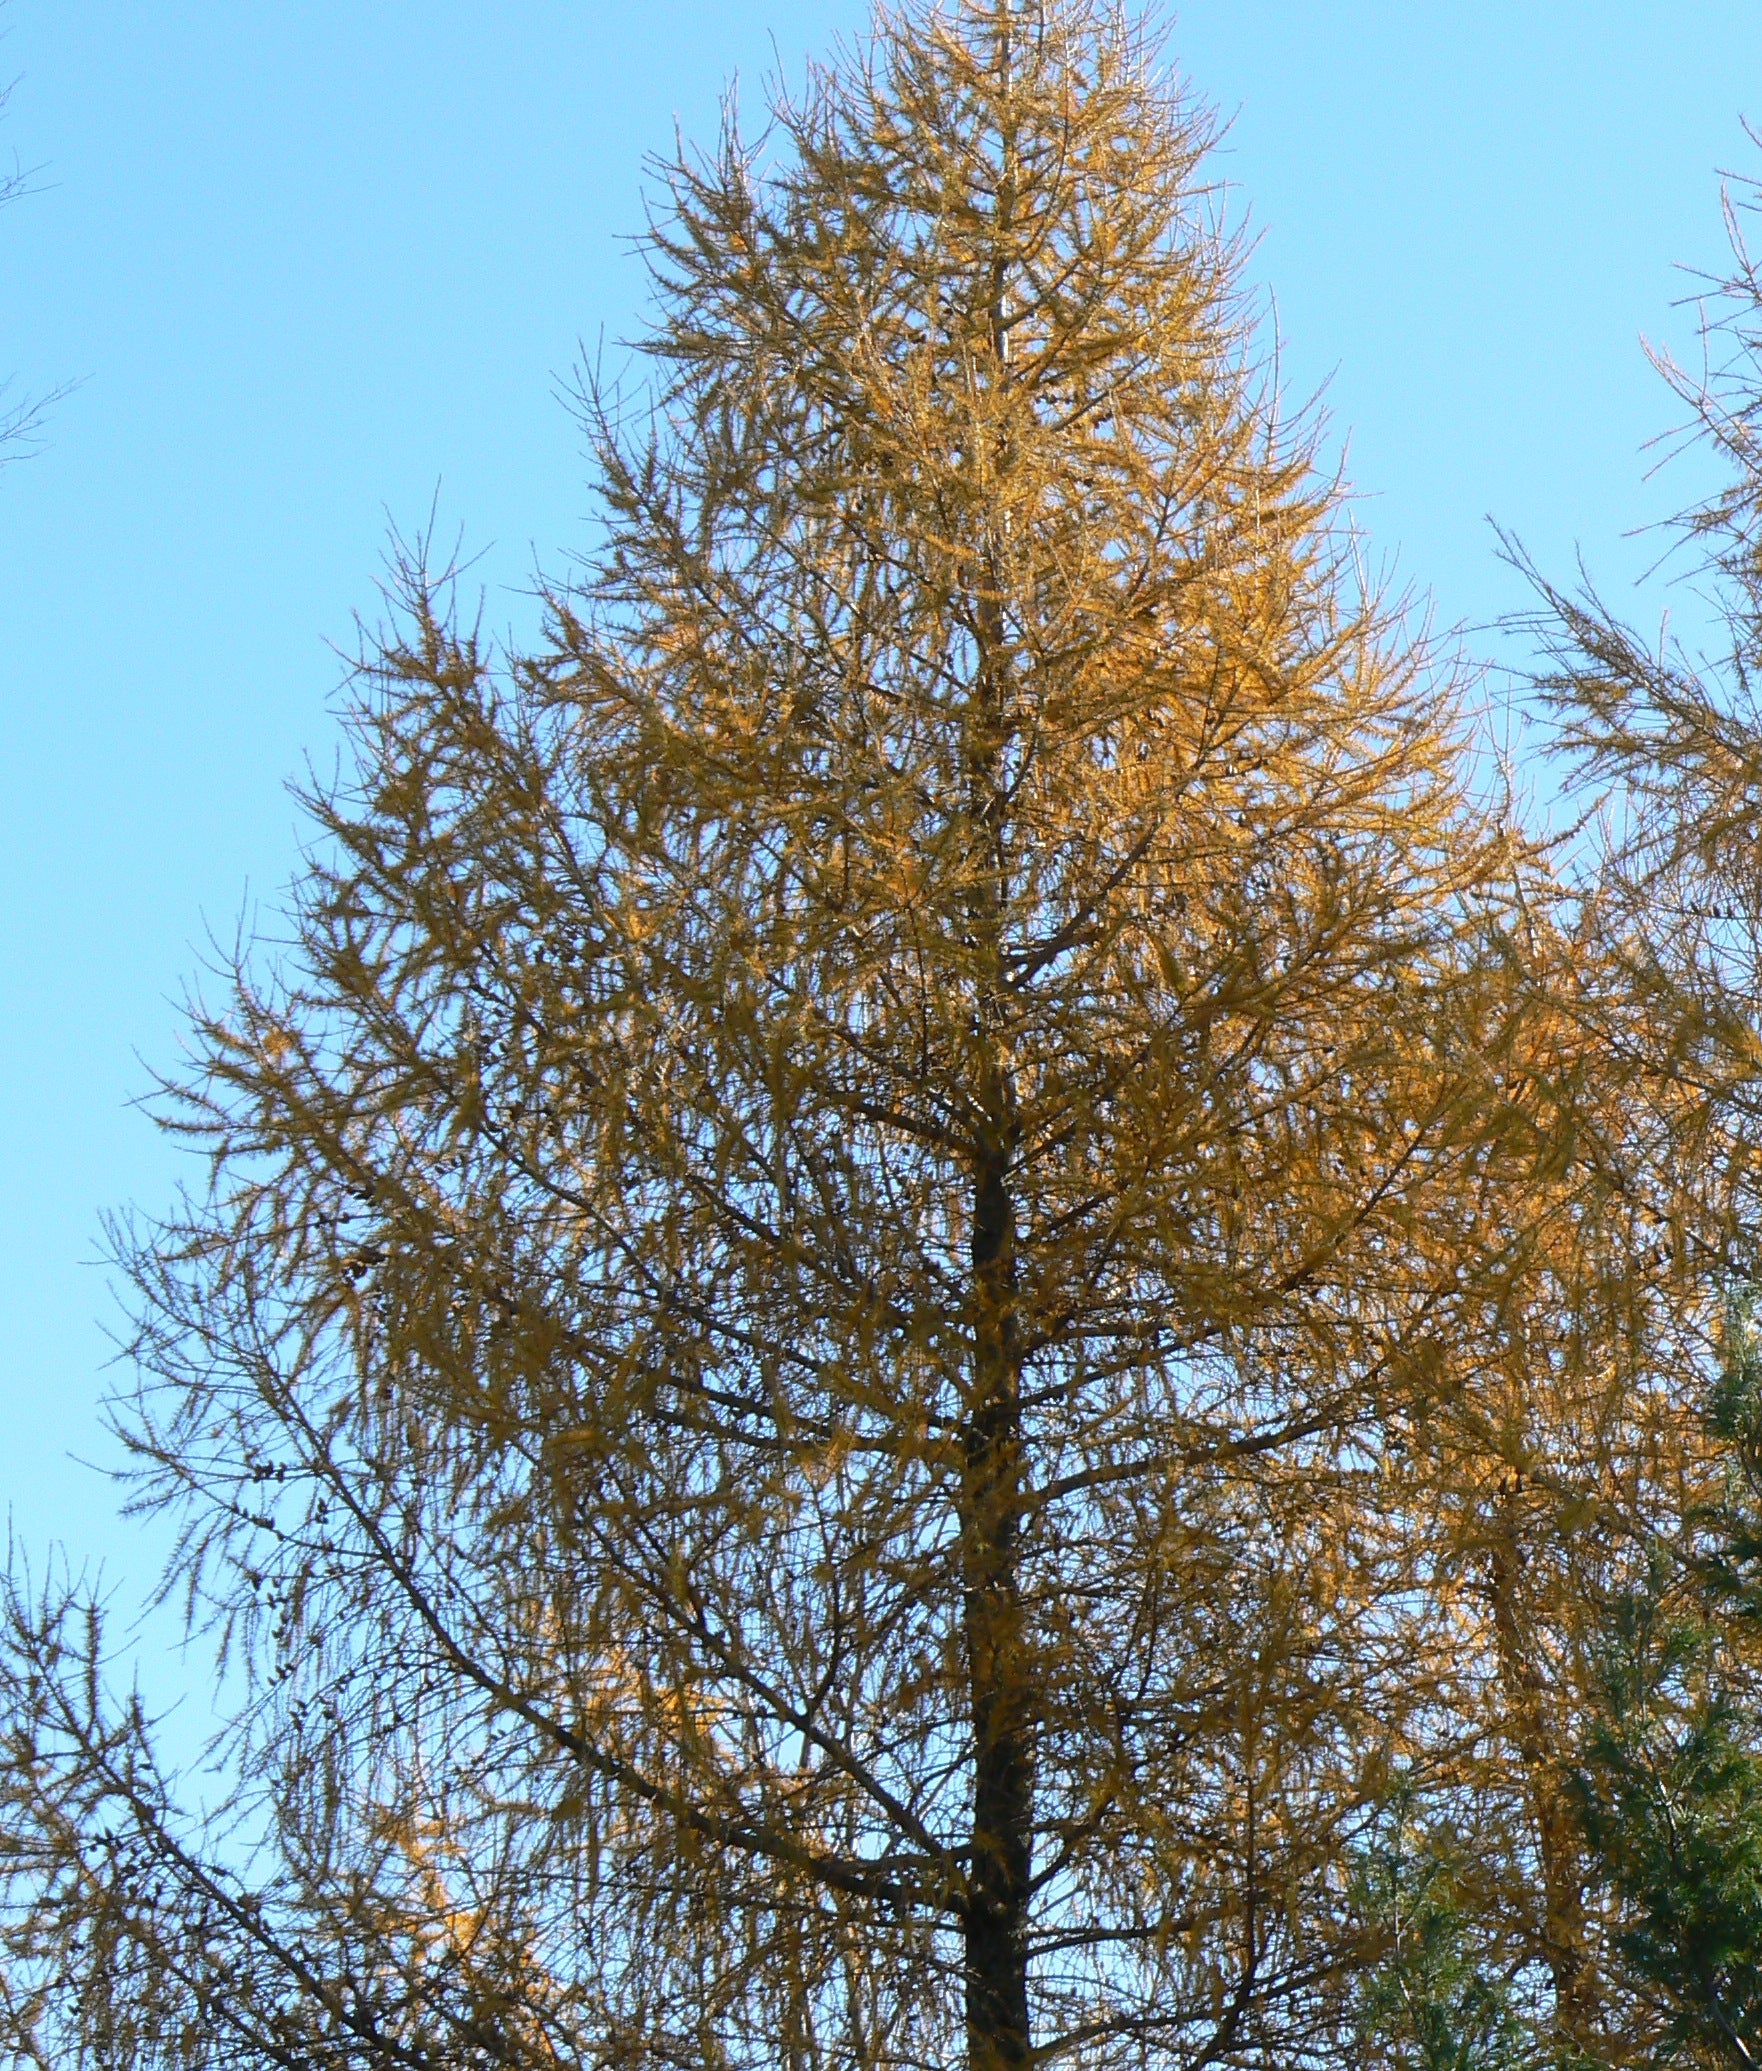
1573 1579 1762 2069
0 4 1701 2070
1489 158 1762 2071
1327 889 1735 2068
1347 1786 1543 2071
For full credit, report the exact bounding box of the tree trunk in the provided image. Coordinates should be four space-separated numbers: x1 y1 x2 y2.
966 31 1032 2060
963 1151 1033 2071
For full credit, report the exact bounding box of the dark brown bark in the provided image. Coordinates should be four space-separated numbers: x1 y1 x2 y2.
963 1152 1033 2071
965 35 1033 2059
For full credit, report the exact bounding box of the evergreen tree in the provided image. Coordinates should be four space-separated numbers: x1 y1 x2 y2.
1349 1790 1542 2071
1574 1583 1762 2070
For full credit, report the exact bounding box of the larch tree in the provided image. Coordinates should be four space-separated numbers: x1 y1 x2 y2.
1310 852 1740 2070
0 5 1639 2069
1503 166 1762 2069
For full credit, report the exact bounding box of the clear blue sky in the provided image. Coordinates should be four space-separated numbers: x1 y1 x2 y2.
1 0 1757 1577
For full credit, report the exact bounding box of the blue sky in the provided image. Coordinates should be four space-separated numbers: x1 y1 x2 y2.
1 0 1758 1580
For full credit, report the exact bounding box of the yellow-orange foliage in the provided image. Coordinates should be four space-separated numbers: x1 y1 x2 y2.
0 7 1743 2071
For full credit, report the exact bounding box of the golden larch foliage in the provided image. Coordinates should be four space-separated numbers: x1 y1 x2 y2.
0 7 1742 2071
